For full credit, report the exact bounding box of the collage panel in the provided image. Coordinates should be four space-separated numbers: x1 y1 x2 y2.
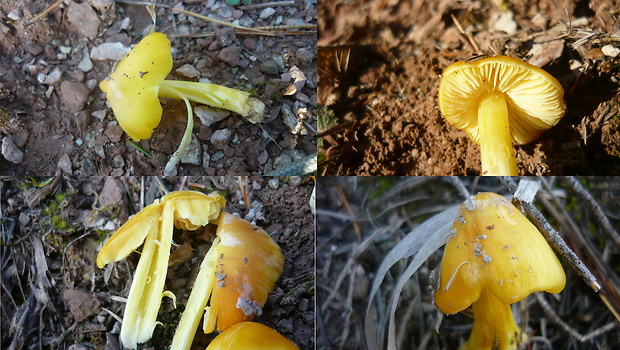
317 176 619 349
0 176 315 349
0 0 316 176
317 0 620 175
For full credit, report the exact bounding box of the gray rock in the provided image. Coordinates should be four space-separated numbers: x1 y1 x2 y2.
257 149 268 165
78 47 93 72
91 0 114 11
272 154 293 171
296 47 314 66
99 177 124 208
91 43 130 61
1 136 24 164
176 64 201 78
259 8 276 19
211 151 225 161
113 154 125 168
194 106 229 127
210 129 232 145
268 178 280 189
218 46 242 67
66 0 101 40
27 43 44 56
260 59 279 76
38 67 62 84
181 135 202 165
57 153 72 174
61 80 89 112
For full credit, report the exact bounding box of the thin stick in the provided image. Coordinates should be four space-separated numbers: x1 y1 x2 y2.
450 13 482 54
172 8 271 35
240 1 296 10
533 292 618 341
499 177 601 292
22 0 64 27
559 177 620 248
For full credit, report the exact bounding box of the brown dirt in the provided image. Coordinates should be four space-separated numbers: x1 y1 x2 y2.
0 1 316 175
1 176 315 349
318 0 620 175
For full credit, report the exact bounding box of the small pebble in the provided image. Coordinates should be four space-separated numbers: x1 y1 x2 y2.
57 153 72 174
1 136 24 164
176 64 201 78
260 7 276 19
91 42 130 61
195 106 229 126
218 46 242 67
210 129 232 146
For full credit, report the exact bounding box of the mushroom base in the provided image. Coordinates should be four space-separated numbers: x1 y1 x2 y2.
462 289 523 350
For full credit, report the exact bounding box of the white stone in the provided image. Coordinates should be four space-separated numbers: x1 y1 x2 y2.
602 45 620 58
210 129 232 145
91 42 130 61
195 106 230 126
259 8 276 19
78 47 94 72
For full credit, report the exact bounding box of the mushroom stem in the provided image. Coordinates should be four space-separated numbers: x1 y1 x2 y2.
170 237 220 350
463 289 522 350
478 91 518 176
121 201 175 349
159 80 265 123
164 93 194 176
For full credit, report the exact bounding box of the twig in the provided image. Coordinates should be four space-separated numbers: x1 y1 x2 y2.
22 0 64 27
450 13 482 55
237 176 251 208
498 177 600 292
445 177 470 199
533 292 618 342
559 177 620 249
336 186 361 240
240 1 296 10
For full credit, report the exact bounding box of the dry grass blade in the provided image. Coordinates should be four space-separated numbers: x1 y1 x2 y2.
365 205 460 350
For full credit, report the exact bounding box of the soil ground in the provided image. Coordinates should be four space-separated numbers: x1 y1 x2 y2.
1 176 315 349
0 0 317 176
318 0 620 175
316 176 620 349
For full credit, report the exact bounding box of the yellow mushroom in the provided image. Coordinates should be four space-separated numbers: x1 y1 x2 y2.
205 322 299 350
434 192 566 350
96 191 225 349
438 55 565 175
172 211 284 350
100 32 265 174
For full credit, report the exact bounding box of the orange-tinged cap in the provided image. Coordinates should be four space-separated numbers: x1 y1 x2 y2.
99 32 172 141
435 192 566 315
206 212 284 332
205 322 299 350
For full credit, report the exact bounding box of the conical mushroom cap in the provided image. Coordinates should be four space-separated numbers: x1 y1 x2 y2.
435 192 566 315
100 32 173 141
205 212 284 332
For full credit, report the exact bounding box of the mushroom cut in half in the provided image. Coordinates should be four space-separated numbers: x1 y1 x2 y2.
438 55 565 175
435 193 566 350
